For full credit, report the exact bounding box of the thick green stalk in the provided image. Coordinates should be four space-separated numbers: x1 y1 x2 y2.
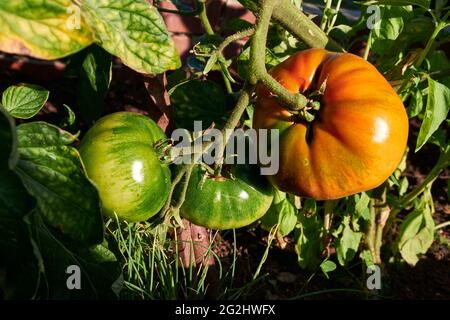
198 0 214 35
415 23 445 68
214 83 254 171
249 0 309 114
271 0 343 51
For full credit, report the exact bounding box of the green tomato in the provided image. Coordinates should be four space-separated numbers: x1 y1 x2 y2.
79 112 171 222
179 165 274 229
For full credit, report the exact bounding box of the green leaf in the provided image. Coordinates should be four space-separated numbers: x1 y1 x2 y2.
320 260 337 279
244 104 254 128
0 107 35 219
335 216 362 266
0 106 18 169
397 197 435 266
0 0 94 59
355 192 371 222
360 249 375 268
0 169 36 219
415 78 450 151
33 216 122 299
0 216 41 299
78 0 181 74
371 6 413 57
61 104 76 128
295 214 322 270
301 198 318 215
14 122 104 246
261 190 297 236
357 0 430 9
170 80 228 131
2 84 49 119
407 86 424 118
75 46 112 124
398 176 409 196
427 50 450 88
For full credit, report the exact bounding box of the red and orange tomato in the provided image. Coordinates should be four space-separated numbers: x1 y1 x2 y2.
253 48 409 200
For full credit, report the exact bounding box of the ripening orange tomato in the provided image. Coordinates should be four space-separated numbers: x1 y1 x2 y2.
253 48 409 200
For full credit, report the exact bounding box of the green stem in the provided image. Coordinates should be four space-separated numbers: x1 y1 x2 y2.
221 83 253 133
386 148 450 234
328 0 342 33
253 224 279 280
214 83 254 171
197 0 214 35
196 0 234 94
271 0 343 51
415 22 445 68
249 0 309 116
214 28 255 95
322 200 335 257
221 72 233 94
374 187 388 263
217 28 255 54
240 0 343 51
398 22 446 94
162 164 193 215
320 0 333 31
173 165 194 210
435 221 450 230
363 29 373 61
323 201 335 234
367 199 379 264
397 149 449 212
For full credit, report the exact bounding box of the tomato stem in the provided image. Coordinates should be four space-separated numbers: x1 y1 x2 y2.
216 28 255 55
197 0 214 35
363 29 373 61
266 0 344 51
387 147 450 231
322 200 335 257
214 82 255 172
196 0 233 94
320 0 333 31
249 0 312 117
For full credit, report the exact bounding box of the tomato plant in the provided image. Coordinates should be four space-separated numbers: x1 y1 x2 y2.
0 0 449 302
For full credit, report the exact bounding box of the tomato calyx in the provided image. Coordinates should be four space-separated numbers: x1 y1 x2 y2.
290 75 328 124
155 138 182 165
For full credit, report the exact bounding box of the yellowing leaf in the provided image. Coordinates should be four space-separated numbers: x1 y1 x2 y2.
78 0 181 74
0 0 94 60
